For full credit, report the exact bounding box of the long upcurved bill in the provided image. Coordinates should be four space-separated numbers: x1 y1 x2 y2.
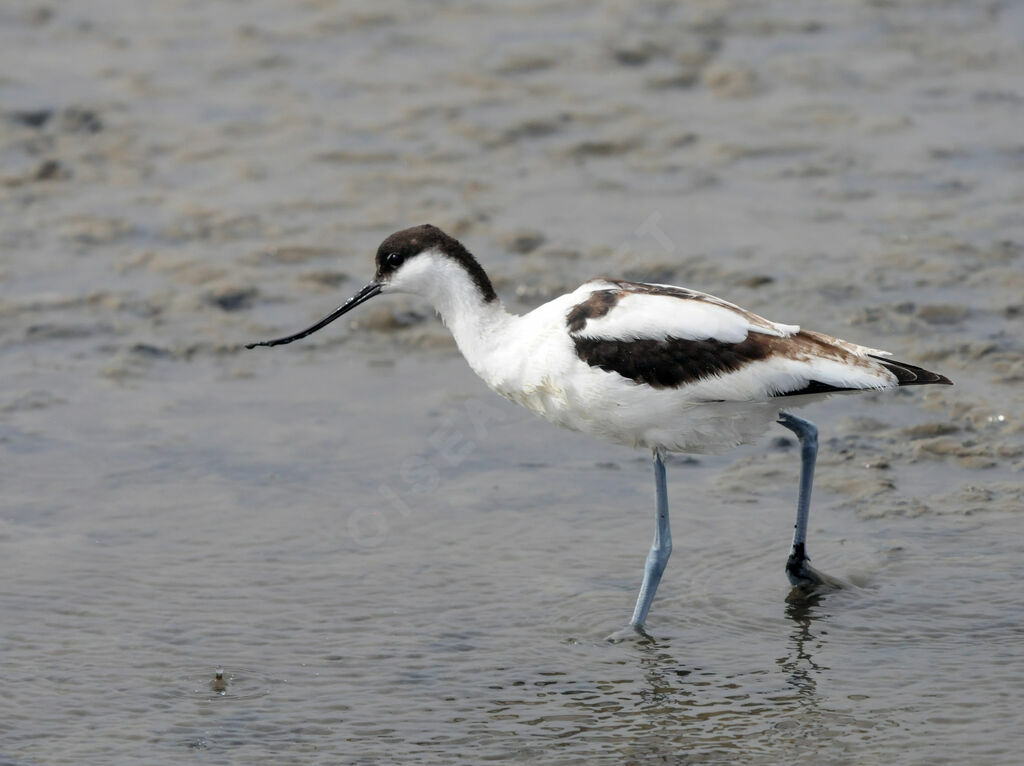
245 282 383 349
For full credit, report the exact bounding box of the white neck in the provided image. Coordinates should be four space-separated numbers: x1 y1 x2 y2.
437 287 514 375
384 250 516 374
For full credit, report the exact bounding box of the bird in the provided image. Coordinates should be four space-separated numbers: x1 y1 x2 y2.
246 224 952 637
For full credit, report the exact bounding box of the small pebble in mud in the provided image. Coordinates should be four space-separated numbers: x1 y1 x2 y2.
267 246 336 264
610 38 665 67
646 72 699 90
9 109 53 128
915 304 968 325
901 422 960 440
352 305 427 331
59 107 103 134
205 287 257 312
297 270 349 289
129 343 172 359
33 159 67 181
7 105 104 133
957 456 998 470
733 274 774 288
502 231 546 255
702 63 758 98
668 455 700 466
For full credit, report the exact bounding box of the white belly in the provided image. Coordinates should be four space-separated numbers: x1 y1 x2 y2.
490 357 799 454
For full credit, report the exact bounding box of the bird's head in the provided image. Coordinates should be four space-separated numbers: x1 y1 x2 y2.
245 224 496 349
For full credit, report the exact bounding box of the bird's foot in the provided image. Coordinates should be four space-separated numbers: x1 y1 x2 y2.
605 624 655 644
786 548 844 591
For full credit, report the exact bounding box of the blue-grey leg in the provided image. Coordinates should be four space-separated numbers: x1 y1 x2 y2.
629 449 673 630
776 411 830 587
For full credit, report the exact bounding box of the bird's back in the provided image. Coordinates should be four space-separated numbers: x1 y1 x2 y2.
475 279 950 453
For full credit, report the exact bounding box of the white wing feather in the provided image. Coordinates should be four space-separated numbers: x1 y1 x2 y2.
569 280 798 342
563 279 897 399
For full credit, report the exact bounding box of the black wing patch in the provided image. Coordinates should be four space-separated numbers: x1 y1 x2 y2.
572 335 952 394
573 336 772 389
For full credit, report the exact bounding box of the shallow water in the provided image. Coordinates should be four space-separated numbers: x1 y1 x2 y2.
2 1 1023 763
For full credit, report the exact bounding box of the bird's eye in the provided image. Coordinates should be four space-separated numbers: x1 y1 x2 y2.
386 252 404 268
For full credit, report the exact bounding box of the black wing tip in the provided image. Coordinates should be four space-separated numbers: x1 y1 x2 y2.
869 355 953 386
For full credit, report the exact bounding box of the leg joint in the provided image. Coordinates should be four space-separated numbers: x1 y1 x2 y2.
777 411 818 445
650 538 672 559
644 539 672 573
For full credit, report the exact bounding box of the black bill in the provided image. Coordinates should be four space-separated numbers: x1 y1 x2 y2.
244 281 383 349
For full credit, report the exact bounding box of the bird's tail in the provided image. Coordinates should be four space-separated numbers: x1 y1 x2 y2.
868 356 952 386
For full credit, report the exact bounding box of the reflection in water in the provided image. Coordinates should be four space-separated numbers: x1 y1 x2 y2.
476 592 853 762
483 632 809 761
779 587 829 707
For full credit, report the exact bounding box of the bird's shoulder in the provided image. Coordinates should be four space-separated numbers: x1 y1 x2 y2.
565 278 799 343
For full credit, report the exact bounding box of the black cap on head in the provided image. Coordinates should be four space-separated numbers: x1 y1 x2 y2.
375 224 497 302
